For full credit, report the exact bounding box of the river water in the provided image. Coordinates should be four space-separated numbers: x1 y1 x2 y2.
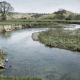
0 25 80 80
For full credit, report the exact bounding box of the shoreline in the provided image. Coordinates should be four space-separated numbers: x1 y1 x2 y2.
0 23 75 33
0 50 6 72
32 32 39 41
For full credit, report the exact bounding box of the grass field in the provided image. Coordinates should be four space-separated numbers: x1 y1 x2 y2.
0 19 80 26
0 19 80 22
0 49 5 72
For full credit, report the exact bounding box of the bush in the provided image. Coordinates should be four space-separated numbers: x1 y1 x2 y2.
66 18 71 20
1 14 6 20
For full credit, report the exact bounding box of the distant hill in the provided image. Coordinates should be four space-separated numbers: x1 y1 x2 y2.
0 10 80 20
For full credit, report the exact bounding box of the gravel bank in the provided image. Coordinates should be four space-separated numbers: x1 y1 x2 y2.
32 32 39 41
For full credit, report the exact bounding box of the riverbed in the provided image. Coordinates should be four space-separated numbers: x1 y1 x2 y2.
0 25 80 80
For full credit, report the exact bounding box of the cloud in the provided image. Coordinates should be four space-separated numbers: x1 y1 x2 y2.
48 3 58 6
26 8 30 11
45 3 63 7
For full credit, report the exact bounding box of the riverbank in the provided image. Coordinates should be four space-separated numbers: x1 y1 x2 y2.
0 49 6 71
0 76 44 80
0 23 75 33
32 28 80 52
0 19 78 33
32 32 39 41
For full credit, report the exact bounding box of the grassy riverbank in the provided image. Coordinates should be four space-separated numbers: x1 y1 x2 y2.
0 21 75 29
39 28 80 51
0 49 6 72
0 19 79 29
0 22 58 28
0 49 6 58
0 76 44 80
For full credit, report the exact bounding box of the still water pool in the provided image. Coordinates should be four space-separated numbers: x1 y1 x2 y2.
0 26 80 80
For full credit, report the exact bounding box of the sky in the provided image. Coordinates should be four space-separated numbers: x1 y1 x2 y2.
0 0 80 13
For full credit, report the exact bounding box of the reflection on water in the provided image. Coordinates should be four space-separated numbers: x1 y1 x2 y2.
0 26 80 80
3 32 11 37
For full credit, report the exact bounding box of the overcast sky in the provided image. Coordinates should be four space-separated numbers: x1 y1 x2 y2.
1 0 80 13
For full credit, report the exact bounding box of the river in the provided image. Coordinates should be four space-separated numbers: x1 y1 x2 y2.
0 25 80 80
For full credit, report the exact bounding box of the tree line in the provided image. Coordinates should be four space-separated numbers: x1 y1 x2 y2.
53 9 80 20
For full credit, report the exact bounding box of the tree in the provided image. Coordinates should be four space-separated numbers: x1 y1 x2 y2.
31 13 43 19
54 9 66 19
67 13 75 20
75 15 80 20
0 1 14 20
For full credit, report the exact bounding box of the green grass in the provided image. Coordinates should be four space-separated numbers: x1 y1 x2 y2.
0 18 75 28
0 22 55 25
0 18 80 22
0 18 80 26
0 21 58 28
0 49 6 59
0 76 44 80
0 69 4 72
39 28 80 51
0 18 80 29
0 49 6 72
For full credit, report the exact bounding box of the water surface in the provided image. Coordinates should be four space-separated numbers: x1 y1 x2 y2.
0 26 80 80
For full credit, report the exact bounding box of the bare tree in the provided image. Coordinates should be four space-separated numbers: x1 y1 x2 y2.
0 1 14 20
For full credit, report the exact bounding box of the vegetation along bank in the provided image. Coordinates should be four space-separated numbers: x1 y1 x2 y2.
0 76 44 80
0 49 6 72
32 28 80 52
0 19 75 32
